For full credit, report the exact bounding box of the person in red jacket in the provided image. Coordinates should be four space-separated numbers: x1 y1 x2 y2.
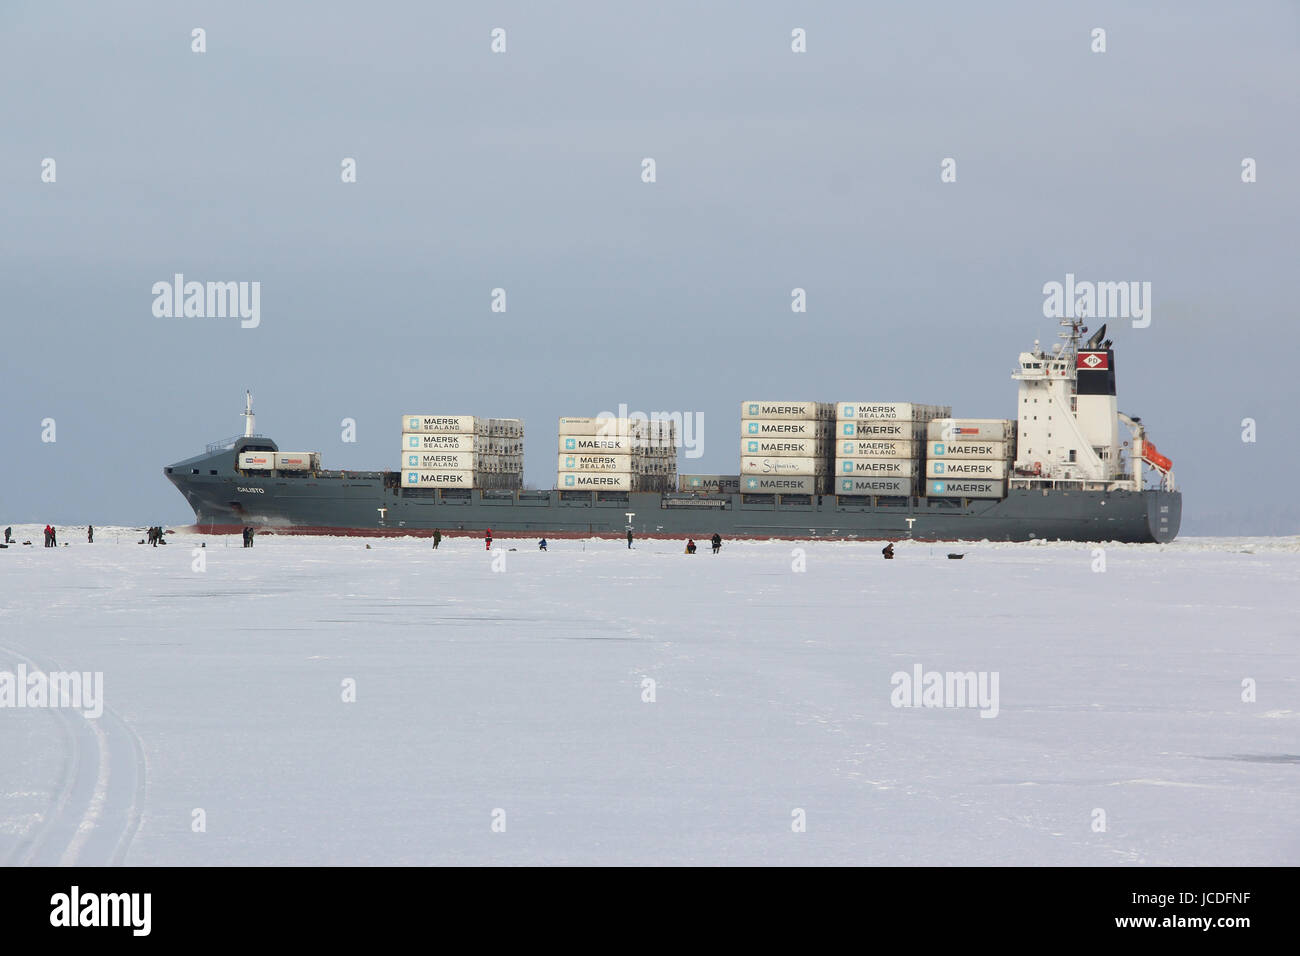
485 528 493 551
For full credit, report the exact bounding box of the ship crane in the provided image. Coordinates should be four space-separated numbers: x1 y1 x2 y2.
1118 411 1175 491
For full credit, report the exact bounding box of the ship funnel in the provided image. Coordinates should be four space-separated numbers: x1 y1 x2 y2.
243 390 255 437
1085 323 1107 349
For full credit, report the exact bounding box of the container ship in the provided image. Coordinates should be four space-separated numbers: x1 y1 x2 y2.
165 321 1181 543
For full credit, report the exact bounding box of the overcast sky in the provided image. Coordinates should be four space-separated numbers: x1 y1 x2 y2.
2 1 1297 534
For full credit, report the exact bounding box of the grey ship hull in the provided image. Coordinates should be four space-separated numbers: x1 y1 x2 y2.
166 439 1182 543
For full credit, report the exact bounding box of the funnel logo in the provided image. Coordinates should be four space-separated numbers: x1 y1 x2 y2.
1082 353 1102 368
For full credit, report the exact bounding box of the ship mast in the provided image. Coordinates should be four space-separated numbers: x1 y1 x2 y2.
243 390 255 438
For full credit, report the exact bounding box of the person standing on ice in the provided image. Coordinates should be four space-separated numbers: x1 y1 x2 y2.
50 526 57 547
626 529 633 549
432 529 441 550
711 532 721 554
43 525 51 547
87 525 93 543
4 527 12 544
485 528 493 551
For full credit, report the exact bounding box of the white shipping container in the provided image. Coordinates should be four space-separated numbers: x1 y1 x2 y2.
924 478 1006 499
739 475 827 494
402 433 478 452
559 435 634 453
927 439 1011 459
400 468 476 488
837 420 925 440
836 439 917 458
836 476 915 495
741 419 831 439
836 403 950 422
559 416 670 438
926 459 1010 479
835 457 917 477
558 472 633 491
238 452 274 470
740 437 827 457
679 474 741 493
558 453 632 472
272 452 313 470
402 451 480 470
401 415 478 434
740 401 831 421
740 456 828 476
926 419 1016 441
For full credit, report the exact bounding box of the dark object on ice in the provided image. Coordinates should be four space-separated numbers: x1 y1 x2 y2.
242 526 255 548
87 525 93 543
711 532 722 554
685 539 697 554
539 538 547 551
947 553 964 560
627 529 633 549
365 544 371 549
882 542 895 560
432 529 441 550
485 528 493 551
3 527 11 543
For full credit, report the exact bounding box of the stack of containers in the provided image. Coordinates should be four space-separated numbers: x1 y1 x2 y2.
923 418 1016 498
557 417 678 492
834 403 951 496
400 415 524 490
739 401 834 494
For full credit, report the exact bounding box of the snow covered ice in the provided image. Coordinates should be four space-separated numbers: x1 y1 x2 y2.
2 527 1297 865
